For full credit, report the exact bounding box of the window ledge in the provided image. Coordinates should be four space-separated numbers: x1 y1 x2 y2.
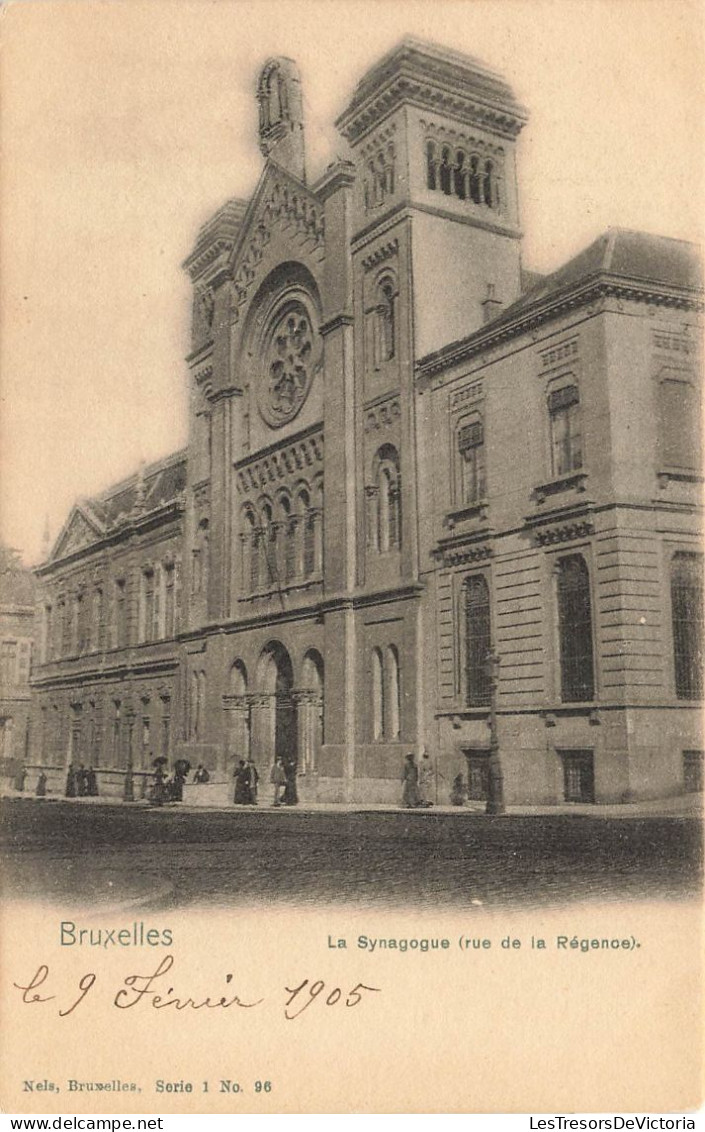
657 469 704 487
445 501 489 529
534 472 587 503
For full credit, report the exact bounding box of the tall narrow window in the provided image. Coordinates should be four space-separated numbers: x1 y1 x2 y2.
386 645 400 739
659 370 701 472
303 510 315 578
141 570 155 644
454 150 466 199
464 576 491 707
375 446 401 553
280 499 295 583
0 640 17 686
469 155 481 204
549 384 582 477
379 280 395 361
483 160 494 206
440 147 452 194
458 418 486 504
556 555 595 702
164 566 175 637
372 648 384 740
426 141 437 190
114 580 127 649
671 553 703 700
93 588 103 651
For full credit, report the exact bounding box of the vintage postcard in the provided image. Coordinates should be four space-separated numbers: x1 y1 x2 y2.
0 0 703 1116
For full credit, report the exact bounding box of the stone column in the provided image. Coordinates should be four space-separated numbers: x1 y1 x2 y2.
222 694 251 772
249 694 275 768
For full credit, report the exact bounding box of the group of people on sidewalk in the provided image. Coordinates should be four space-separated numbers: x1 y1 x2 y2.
65 763 99 798
401 751 469 808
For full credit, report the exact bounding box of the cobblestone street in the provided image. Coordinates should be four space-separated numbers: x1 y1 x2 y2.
1 796 701 911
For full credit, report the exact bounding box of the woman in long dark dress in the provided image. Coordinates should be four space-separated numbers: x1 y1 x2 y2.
234 760 252 804
401 753 420 808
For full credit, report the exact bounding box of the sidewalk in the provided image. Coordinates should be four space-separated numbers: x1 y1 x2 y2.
2 788 702 819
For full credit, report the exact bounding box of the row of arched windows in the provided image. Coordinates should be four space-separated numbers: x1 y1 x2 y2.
242 488 322 594
371 644 401 740
426 142 500 209
463 552 704 706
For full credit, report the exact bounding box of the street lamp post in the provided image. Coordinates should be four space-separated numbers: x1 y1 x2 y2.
485 649 505 815
123 709 135 802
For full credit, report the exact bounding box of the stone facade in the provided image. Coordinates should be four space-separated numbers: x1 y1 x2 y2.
0 545 36 786
31 39 704 804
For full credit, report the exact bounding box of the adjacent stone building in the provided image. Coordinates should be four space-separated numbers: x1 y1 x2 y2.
0 544 35 784
31 39 703 804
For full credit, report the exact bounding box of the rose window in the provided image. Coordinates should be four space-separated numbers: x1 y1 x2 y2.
259 302 317 427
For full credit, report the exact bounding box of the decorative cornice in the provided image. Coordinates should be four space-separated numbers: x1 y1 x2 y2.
235 430 324 496
364 395 401 433
362 238 399 272
534 520 594 547
418 276 704 383
338 75 526 145
432 540 493 567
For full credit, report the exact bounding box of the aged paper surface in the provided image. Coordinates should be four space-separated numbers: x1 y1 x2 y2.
1 0 703 1116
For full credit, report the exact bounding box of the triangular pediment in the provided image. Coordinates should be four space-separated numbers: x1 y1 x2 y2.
51 503 105 562
228 160 325 317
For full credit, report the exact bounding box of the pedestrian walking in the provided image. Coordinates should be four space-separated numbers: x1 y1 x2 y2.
401 752 421 808
65 764 77 798
36 771 47 797
234 760 252 804
282 757 298 805
76 764 88 797
247 757 259 805
450 773 467 806
418 750 434 807
14 764 27 792
270 758 286 806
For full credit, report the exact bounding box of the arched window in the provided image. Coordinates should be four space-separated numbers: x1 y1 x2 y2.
549 384 582 477
385 645 400 739
469 155 481 204
372 648 384 740
374 446 401 553
280 497 296 583
483 160 494 207
261 503 276 586
464 575 491 707
372 276 396 367
426 141 437 190
454 150 466 199
244 510 259 592
457 416 486 504
671 553 703 699
556 555 595 702
440 147 452 195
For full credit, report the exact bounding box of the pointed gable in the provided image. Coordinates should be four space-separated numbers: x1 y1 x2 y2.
50 504 105 562
227 160 325 323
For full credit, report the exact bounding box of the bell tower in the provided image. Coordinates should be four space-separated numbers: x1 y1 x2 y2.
257 57 306 183
337 38 528 355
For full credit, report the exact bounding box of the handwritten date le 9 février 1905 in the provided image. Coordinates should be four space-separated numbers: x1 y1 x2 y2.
13 954 381 1020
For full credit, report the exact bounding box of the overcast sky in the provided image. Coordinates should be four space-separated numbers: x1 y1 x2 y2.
1 0 702 564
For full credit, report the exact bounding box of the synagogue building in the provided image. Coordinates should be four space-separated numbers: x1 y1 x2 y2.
31 39 703 805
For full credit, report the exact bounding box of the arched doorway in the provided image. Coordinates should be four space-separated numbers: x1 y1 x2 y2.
256 642 297 801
